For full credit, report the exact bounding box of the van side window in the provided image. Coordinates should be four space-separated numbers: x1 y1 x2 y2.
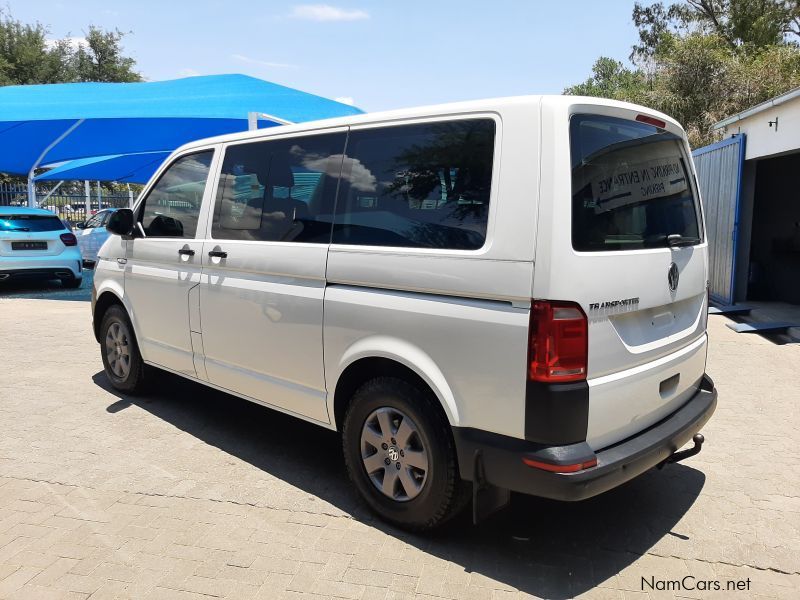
138 151 213 238
332 119 495 250
212 132 347 243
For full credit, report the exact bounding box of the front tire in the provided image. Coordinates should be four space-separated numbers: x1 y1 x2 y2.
342 377 469 531
100 305 147 394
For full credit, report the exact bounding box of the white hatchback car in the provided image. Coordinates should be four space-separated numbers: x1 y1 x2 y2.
75 209 117 262
92 96 717 530
0 206 83 288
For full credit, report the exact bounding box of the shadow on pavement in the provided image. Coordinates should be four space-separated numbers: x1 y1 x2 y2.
0 270 93 301
95 370 706 599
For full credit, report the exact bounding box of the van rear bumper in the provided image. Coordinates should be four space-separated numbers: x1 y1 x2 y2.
453 374 717 501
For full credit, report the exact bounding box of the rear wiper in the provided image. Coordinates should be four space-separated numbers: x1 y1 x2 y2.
666 234 700 247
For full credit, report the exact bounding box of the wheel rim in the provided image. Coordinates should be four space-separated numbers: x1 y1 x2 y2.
105 321 131 379
360 407 429 502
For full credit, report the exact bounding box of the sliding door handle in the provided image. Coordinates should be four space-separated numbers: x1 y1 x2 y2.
178 248 195 256
208 249 228 259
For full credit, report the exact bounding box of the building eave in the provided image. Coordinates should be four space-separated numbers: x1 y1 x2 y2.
714 86 800 130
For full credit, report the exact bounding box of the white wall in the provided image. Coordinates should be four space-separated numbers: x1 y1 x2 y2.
719 94 800 160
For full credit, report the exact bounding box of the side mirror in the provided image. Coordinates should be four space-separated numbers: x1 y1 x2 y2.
106 209 135 238
75 222 86 229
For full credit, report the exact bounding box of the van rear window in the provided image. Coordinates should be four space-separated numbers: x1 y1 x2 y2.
570 114 701 252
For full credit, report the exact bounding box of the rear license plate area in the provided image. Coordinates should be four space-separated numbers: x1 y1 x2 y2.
11 241 47 251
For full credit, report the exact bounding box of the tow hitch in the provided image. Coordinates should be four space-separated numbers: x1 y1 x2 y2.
658 433 705 469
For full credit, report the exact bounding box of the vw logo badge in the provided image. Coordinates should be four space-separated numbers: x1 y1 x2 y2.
668 262 679 292
387 447 399 461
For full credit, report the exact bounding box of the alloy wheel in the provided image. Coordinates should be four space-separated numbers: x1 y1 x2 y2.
360 407 429 501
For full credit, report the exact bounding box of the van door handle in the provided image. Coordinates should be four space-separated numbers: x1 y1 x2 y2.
208 249 227 259
178 248 195 256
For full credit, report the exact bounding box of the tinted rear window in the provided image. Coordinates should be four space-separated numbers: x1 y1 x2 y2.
570 114 700 251
0 214 65 232
332 119 495 250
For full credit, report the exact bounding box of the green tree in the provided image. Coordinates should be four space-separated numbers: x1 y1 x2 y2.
633 0 799 60
0 10 141 86
563 56 648 102
69 27 141 83
565 1 800 147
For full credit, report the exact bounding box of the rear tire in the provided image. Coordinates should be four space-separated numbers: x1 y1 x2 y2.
342 376 469 531
100 305 148 394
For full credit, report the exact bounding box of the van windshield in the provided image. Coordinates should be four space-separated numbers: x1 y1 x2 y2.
570 114 701 252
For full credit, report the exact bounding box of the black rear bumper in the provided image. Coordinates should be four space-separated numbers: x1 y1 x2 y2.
0 267 80 281
453 374 717 501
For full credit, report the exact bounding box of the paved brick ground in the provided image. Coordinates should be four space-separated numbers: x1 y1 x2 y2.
0 297 798 599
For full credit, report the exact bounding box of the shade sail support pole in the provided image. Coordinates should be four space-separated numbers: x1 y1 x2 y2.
247 111 294 131
28 118 85 208
39 180 64 203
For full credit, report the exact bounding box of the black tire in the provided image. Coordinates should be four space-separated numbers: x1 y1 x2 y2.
99 305 148 394
62 277 82 289
342 376 469 531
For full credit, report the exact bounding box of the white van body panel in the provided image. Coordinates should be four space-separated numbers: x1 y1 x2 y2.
324 285 531 438
199 239 330 423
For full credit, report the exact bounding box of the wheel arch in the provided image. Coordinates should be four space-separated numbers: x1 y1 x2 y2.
330 339 460 432
93 284 138 345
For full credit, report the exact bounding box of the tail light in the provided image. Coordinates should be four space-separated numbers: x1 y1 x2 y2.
635 114 667 129
522 456 597 473
60 233 77 247
528 300 588 382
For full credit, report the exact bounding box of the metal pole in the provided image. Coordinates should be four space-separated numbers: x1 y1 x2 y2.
26 118 85 208
127 183 133 208
247 111 294 131
39 180 64 203
84 180 90 219
27 173 36 208
247 112 258 131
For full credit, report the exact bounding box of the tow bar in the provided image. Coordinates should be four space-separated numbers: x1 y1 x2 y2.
658 433 705 469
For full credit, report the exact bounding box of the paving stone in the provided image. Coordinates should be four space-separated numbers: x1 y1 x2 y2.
0 300 798 600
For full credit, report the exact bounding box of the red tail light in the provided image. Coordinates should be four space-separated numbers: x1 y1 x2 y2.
635 114 667 129
522 456 597 473
528 301 588 382
60 233 77 247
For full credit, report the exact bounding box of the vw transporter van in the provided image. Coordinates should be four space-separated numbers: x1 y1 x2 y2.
92 96 717 530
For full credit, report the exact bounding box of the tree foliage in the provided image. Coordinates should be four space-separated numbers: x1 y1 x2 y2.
0 10 141 86
565 1 800 147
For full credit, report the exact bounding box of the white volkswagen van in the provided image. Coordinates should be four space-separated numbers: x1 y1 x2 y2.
92 96 717 530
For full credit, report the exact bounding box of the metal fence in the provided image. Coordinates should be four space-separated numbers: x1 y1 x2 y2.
0 182 132 223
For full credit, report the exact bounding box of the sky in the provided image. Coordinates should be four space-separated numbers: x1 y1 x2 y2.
11 1 642 112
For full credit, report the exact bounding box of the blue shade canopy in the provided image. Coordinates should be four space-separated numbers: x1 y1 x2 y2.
36 152 170 184
0 74 363 176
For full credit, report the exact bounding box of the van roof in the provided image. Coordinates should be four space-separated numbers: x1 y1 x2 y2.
175 94 681 152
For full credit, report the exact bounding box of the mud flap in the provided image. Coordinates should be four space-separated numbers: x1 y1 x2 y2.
472 449 510 524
